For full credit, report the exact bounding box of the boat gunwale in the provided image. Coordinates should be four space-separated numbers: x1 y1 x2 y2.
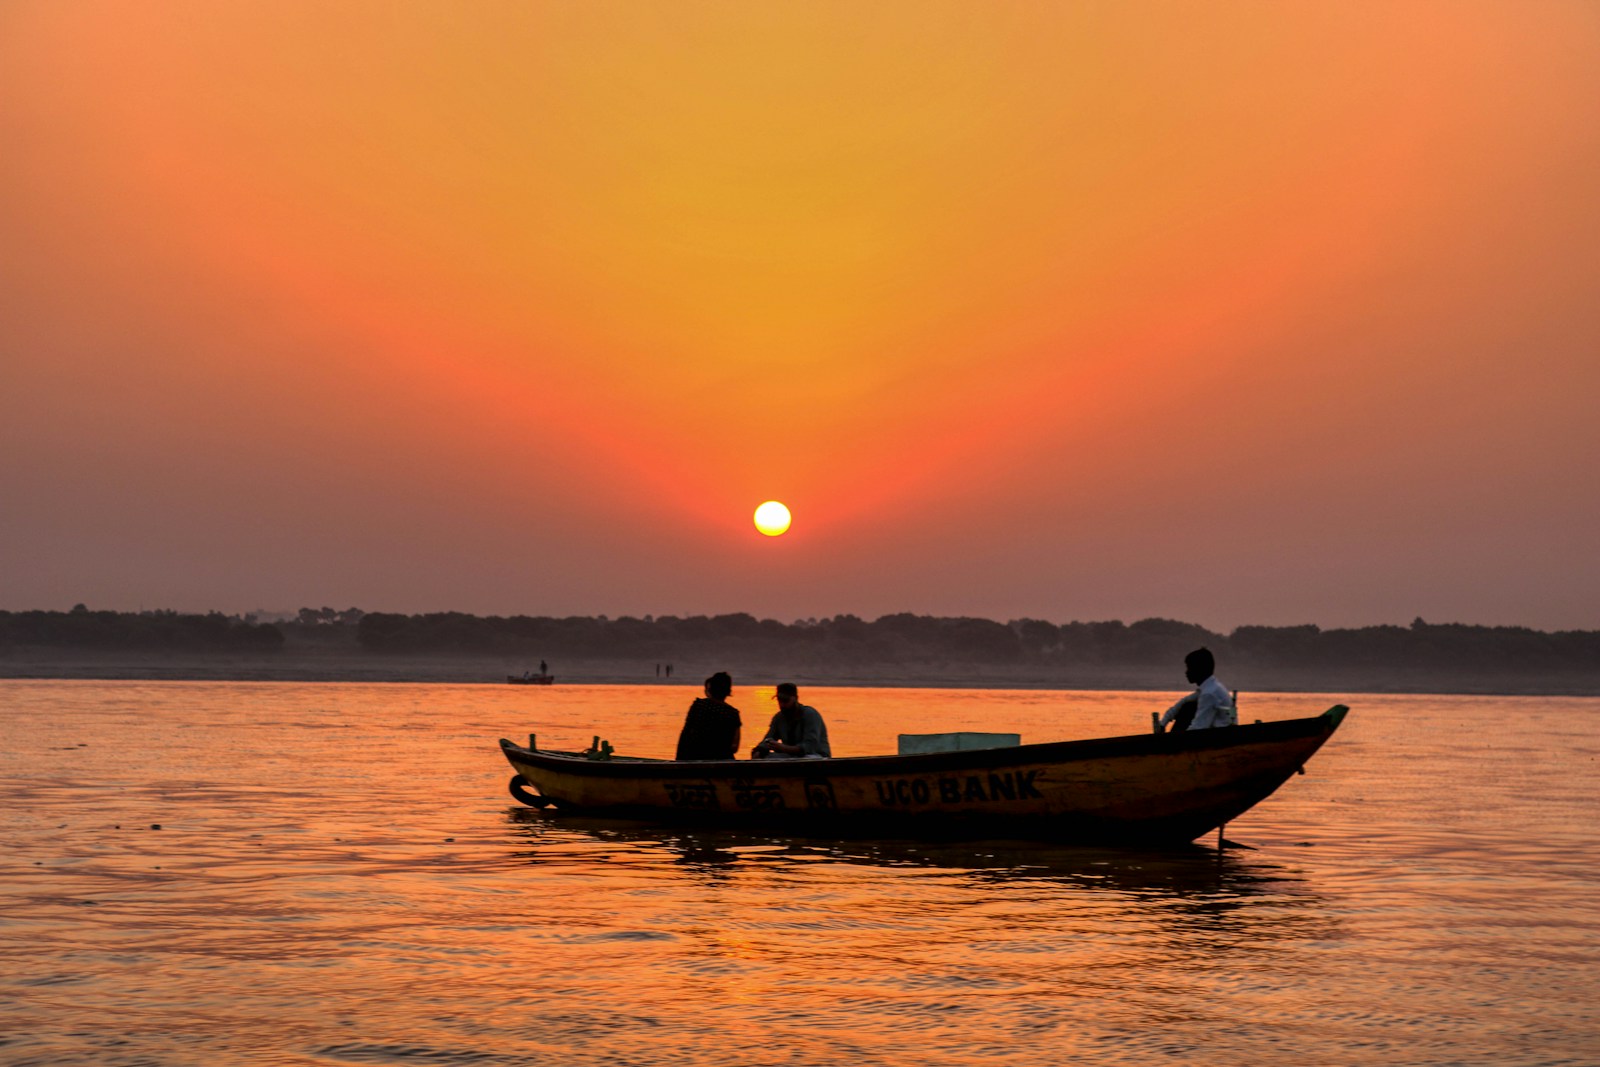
500 705 1347 780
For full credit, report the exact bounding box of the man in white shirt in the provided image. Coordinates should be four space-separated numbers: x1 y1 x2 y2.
1158 648 1235 732
751 682 832 759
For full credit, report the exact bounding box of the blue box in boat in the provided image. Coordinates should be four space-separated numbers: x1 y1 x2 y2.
896 732 1022 756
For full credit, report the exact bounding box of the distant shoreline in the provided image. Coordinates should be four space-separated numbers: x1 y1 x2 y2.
3 648 1597 697
7 608 1598 697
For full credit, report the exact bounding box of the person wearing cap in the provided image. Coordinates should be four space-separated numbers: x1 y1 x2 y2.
675 671 741 760
1157 647 1236 733
751 682 831 759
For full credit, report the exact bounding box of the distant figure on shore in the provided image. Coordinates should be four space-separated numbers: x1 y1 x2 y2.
666 663 673 679
1158 648 1235 732
675 671 741 760
752 682 831 759
540 659 548 675
655 663 661 678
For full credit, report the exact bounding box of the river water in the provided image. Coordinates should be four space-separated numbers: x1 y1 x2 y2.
3 681 1597 1065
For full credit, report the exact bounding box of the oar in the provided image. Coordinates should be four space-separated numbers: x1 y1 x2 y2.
1215 690 1256 850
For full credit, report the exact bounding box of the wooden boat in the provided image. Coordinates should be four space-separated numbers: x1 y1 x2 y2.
507 674 554 685
499 705 1349 845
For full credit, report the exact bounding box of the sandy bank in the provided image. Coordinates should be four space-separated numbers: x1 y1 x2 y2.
3 647 1598 696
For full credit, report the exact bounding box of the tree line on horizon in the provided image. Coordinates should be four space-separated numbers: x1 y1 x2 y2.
3 607 1597 677
0 605 286 650
352 611 1600 674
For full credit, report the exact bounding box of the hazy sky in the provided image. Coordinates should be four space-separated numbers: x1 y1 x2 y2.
3 2 1598 630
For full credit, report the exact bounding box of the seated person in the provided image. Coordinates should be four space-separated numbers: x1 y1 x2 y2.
1158 647 1236 733
674 671 741 760
751 682 831 759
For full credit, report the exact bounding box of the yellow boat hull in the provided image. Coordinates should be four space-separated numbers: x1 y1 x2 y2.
499 706 1348 844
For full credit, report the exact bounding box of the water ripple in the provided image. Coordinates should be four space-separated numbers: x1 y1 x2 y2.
3 682 1598 1065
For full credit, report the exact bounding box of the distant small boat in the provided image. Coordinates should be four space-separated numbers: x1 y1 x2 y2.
499 705 1349 845
507 674 554 686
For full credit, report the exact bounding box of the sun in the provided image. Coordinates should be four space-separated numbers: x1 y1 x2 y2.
753 500 791 537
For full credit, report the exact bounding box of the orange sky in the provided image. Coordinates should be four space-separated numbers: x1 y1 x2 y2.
2 1 1598 628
